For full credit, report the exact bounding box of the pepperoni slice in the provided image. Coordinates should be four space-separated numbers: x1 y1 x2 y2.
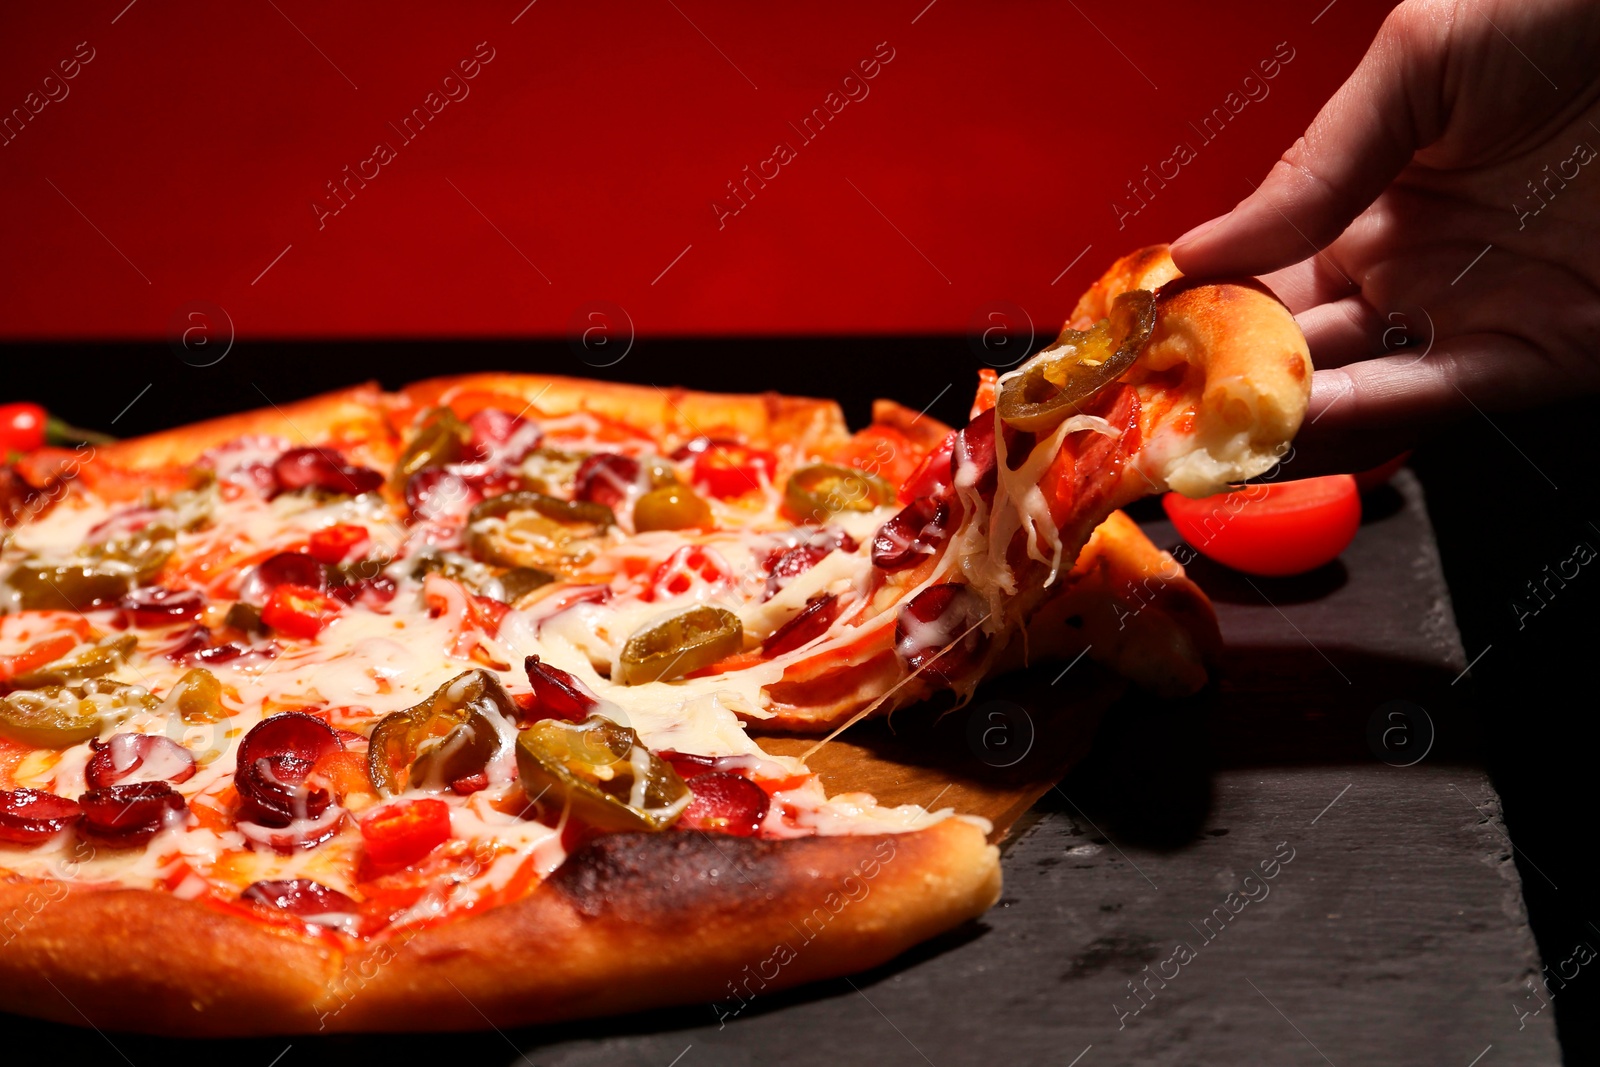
119 587 204 627
234 712 344 827
241 878 358 916
85 734 198 789
523 655 599 722
952 411 998 499
0 788 81 844
574 453 641 510
406 468 480 521
761 527 861 600
895 583 990 686
677 772 769 836
899 430 957 504
239 551 327 604
764 593 841 658
77 782 187 848
271 448 383 497
871 496 954 572
468 408 542 464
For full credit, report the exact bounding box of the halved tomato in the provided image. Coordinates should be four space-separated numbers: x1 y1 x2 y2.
1163 475 1360 577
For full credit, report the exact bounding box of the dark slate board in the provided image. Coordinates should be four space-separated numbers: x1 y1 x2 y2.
0 471 1556 1064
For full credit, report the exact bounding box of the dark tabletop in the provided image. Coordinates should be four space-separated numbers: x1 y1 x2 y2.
4 468 1556 1066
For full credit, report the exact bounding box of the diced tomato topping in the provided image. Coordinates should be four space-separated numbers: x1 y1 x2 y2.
646 544 732 600
467 594 511 634
308 524 370 565
683 650 766 678
261 584 342 640
307 749 375 804
691 442 776 499
0 633 77 684
359 798 453 869
755 773 810 796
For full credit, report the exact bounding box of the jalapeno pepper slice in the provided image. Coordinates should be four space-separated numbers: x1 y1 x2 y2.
784 464 895 521
515 714 690 832
393 407 471 490
7 633 137 690
466 491 614 568
995 289 1156 433
617 606 743 685
367 669 515 796
0 680 159 748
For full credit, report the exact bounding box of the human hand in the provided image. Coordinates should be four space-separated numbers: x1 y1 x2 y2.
1170 0 1600 475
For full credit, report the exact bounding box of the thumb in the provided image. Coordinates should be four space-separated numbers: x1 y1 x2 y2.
1170 5 1447 279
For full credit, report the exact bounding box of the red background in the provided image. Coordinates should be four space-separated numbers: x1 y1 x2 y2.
0 0 1392 340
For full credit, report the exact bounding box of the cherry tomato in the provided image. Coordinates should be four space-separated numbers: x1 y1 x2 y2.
692 443 776 499
359 798 452 868
261 583 343 640
308 523 370 564
1162 475 1361 577
1353 451 1412 493
0 403 47 454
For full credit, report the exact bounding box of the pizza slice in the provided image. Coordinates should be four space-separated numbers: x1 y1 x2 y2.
0 245 1307 1033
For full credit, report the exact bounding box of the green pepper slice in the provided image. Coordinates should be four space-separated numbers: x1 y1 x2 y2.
617 606 743 685
784 464 895 520
469 490 614 528
995 289 1156 433
85 522 176 582
466 491 613 569
0 680 159 748
8 633 137 690
493 566 555 603
516 714 690 832
6 560 133 611
393 407 471 490
168 667 228 724
367 669 514 796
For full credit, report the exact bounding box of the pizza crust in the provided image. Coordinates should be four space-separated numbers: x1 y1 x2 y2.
396 373 852 458
0 819 996 1034
94 383 398 473
1071 245 1312 497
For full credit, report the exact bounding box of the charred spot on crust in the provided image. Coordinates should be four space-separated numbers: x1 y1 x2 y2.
548 831 893 921
1287 354 1307 381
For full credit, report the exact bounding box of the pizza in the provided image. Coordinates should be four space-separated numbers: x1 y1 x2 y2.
0 245 1309 1034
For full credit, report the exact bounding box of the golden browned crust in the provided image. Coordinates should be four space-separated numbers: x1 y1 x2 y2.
0 820 997 1035
93 383 397 472
1072 245 1312 496
868 398 954 450
1023 510 1221 698
397 373 852 458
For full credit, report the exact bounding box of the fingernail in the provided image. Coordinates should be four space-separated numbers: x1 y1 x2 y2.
1171 214 1225 251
